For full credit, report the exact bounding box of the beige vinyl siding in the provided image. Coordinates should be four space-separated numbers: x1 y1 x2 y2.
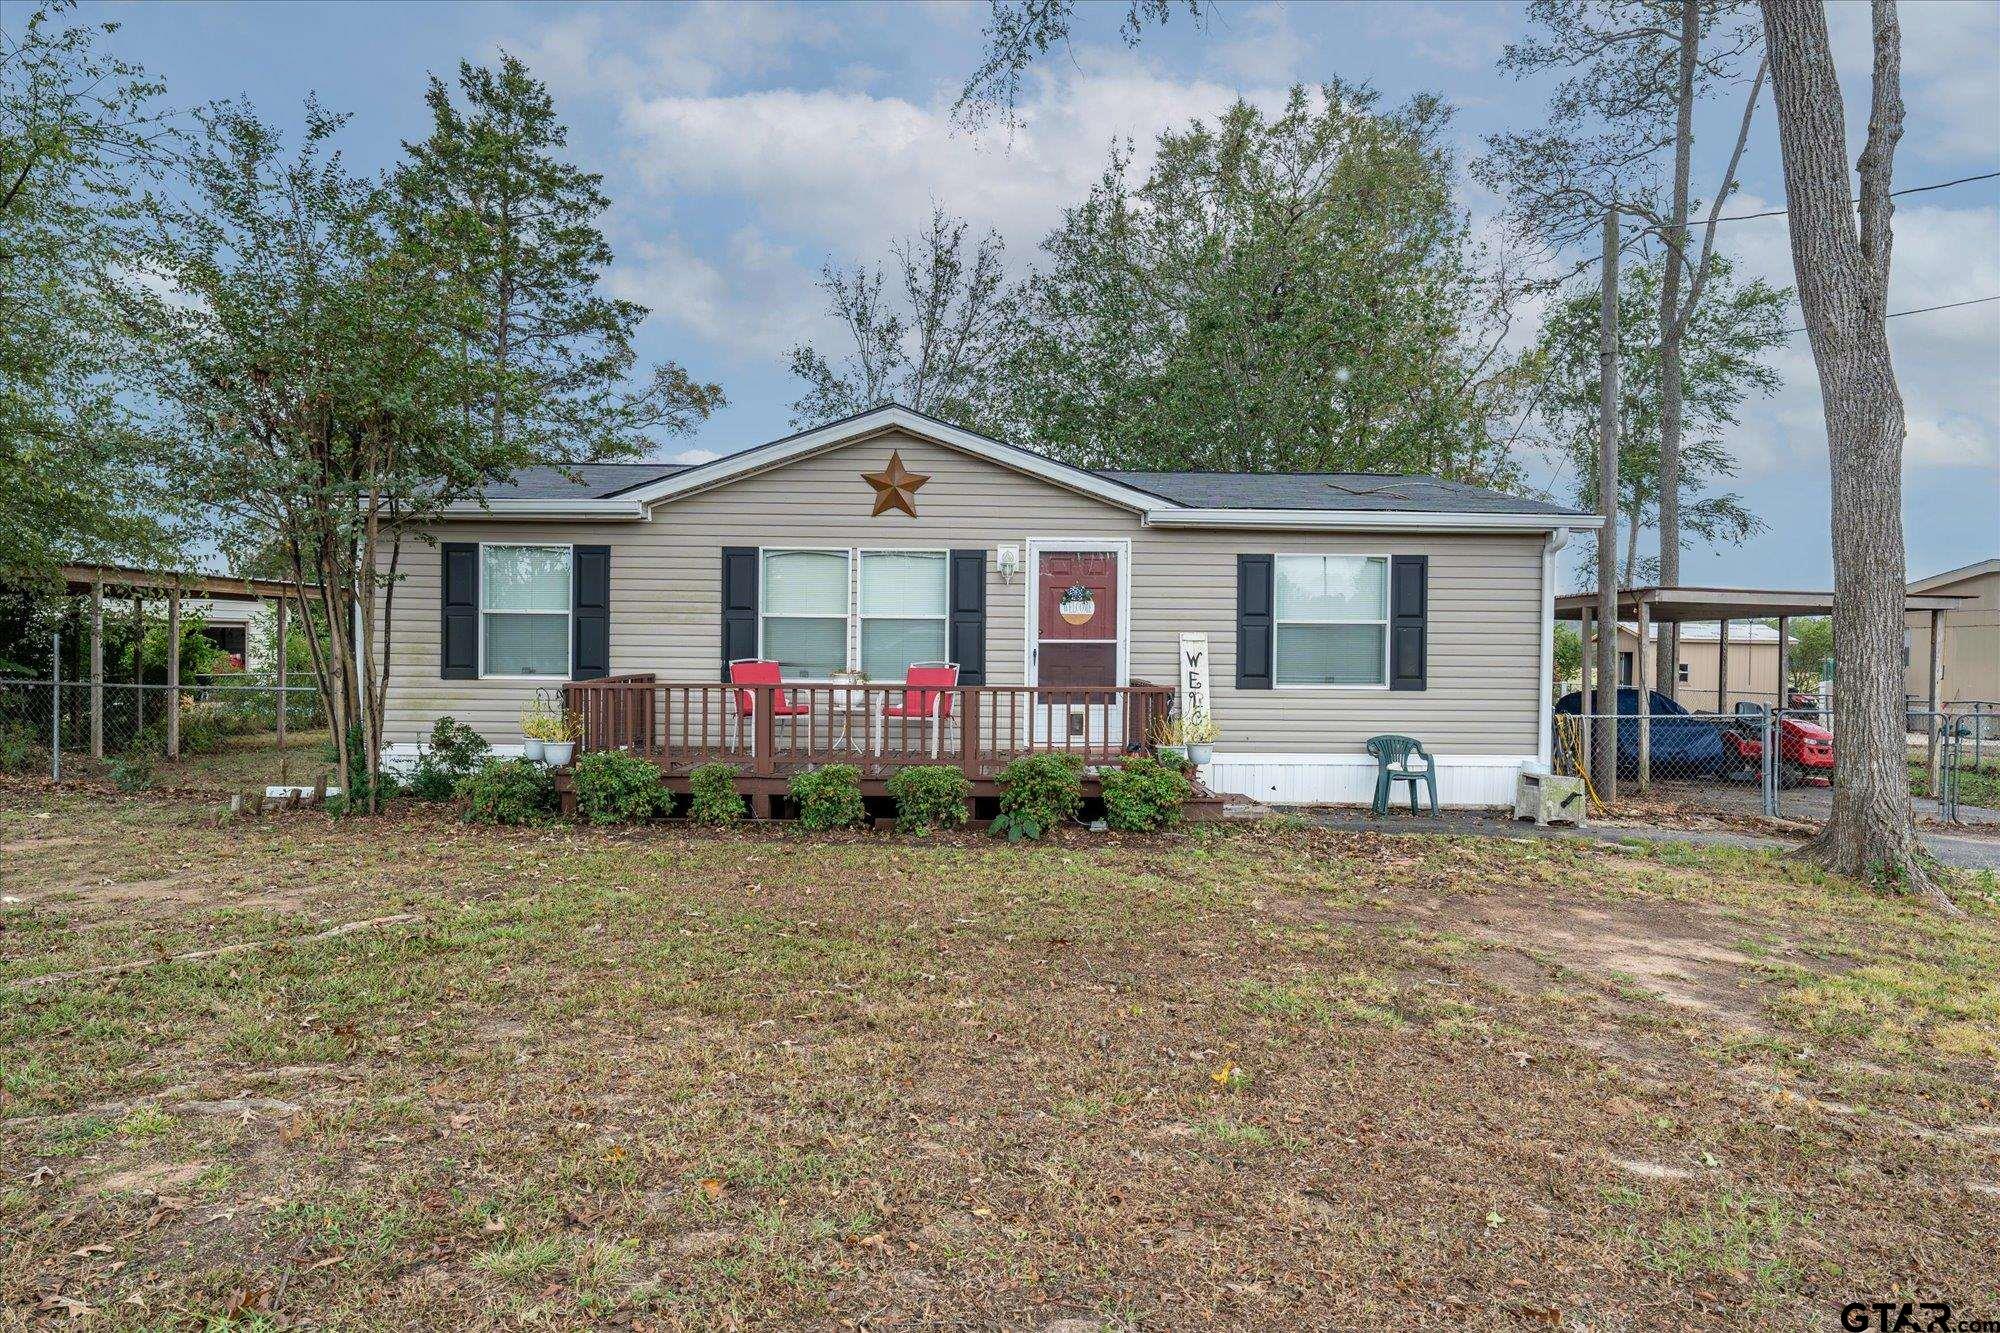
1905 568 2000 707
376 429 1548 754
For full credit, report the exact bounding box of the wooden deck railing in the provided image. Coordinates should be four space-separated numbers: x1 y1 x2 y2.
564 675 1174 779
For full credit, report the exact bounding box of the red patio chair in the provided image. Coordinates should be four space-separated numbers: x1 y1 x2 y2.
877 662 958 759
729 658 812 754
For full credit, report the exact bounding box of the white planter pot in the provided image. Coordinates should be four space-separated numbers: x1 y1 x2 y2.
544 741 575 767
1157 744 1187 764
1187 743 1213 766
523 737 547 762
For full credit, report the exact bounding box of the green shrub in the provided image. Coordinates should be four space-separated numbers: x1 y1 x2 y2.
456 758 555 825
686 762 746 826
0 720 43 774
992 752 1085 841
886 765 970 834
109 753 154 792
1098 756 1192 832
407 716 490 801
572 750 673 825
789 764 866 831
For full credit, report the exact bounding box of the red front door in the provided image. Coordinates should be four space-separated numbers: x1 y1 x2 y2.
1035 549 1120 688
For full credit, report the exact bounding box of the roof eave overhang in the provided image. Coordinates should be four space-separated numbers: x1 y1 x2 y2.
435 498 649 521
1142 508 1602 534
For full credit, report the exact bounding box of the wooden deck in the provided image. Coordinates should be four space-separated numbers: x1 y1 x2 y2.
557 674 1222 821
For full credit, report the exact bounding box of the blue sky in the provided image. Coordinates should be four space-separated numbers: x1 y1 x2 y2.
77 0 2000 588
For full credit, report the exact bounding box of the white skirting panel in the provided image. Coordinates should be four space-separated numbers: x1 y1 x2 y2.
1201 752 1530 808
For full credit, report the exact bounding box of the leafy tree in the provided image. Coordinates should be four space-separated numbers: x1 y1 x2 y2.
1004 85 1532 483
1553 621 1583 688
1534 254 1787 585
0 3 182 579
394 53 722 459
1478 0 1768 685
1769 615 1831 692
113 101 524 803
788 208 1012 428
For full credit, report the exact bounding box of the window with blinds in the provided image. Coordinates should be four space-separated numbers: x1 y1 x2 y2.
760 549 850 679
860 550 948 679
1273 554 1389 687
481 544 571 677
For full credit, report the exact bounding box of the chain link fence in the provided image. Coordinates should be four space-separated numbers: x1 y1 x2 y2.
1551 701 1998 826
0 675 328 790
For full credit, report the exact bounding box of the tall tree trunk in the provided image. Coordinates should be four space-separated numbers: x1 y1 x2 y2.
1655 0 1699 690
1760 0 1954 913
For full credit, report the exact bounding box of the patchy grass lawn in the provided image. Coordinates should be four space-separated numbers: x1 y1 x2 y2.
51 730 337 795
3 781 1997 1329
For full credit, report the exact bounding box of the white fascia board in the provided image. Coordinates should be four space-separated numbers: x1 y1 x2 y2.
614 406 1172 516
435 498 648 521
1143 508 1603 534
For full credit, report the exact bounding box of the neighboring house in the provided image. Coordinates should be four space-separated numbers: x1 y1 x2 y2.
1905 559 2000 707
179 597 276 671
372 405 1596 806
1611 621 1783 710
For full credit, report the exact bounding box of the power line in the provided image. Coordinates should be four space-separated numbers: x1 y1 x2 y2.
1523 292 1996 501
1707 170 2000 223
1781 294 2000 335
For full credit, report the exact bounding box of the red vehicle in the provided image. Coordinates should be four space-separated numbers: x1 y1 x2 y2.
1723 705 1834 786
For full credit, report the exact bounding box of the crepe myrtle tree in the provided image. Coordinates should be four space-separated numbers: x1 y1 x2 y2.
1759 0 1951 911
113 101 537 806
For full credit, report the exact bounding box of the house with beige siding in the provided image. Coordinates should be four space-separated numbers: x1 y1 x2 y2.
1905 558 2000 708
373 405 1597 807
1609 621 1785 710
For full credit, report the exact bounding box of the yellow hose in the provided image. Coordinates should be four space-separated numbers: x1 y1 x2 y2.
1555 714 1607 814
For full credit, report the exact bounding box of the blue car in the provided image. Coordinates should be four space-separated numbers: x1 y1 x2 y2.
1553 687 1731 778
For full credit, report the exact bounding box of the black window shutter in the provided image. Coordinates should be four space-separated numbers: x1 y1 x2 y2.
1235 554 1274 690
720 547 759 679
441 542 479 680
949 548 987 685
571 545 611 680
1389 554 1428 691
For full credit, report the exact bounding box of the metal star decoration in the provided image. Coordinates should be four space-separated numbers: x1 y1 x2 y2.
861 450 930 517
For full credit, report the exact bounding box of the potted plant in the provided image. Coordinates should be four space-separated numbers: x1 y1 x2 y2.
520 699 556 762
1182 709 1220 767
543 708 581 768
1150 713 1188 765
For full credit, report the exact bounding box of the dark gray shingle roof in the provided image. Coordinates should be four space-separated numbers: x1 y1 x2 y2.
470 452 1586 518
477 462 689 501
1098 470 1589 517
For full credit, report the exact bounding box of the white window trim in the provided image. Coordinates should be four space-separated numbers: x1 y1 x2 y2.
858 546 950 680
757 546 853 682
1272 552 1391 691
478 542 574 682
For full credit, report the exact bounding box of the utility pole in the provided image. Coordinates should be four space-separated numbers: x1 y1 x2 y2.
1595 198 1621 802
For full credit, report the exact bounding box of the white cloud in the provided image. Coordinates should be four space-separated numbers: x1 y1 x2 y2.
606 227 828 360
616 50 1286 276
1209 2 1315 85
1372 2 1513 74
670 447 720 465
495 2 838 102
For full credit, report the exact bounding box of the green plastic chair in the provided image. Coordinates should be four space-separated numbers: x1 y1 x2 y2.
1367 734 1439 816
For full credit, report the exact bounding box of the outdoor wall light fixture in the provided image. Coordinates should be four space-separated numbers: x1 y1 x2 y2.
996 544 1022 583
